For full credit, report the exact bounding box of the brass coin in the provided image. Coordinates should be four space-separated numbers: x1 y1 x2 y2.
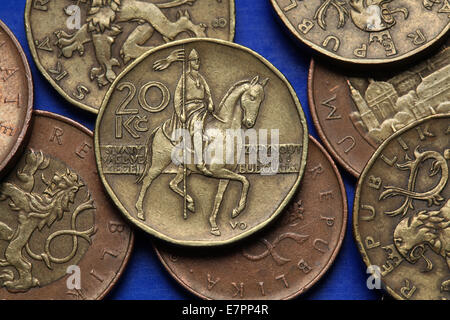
270 0 449 65
309 41 450 177
0 111 133 299
354 114 450 300
25 0 235 114
95 38 308 246
154 136 347 300
0 20 33 178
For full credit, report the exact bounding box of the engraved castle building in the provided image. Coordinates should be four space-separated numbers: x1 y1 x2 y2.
349 62 450 143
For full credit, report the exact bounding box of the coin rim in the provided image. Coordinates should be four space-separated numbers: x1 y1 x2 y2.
353 113 450 300
32 109 134 300
308 59 361 177
0 19 34 179
94 37 309 247
24 0 237 114
270 0 450 65
153 135 347 299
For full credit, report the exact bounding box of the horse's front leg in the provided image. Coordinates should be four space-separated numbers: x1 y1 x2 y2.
209 179 230 236
169 167 195 213
231 174 249 218
209 168 250 219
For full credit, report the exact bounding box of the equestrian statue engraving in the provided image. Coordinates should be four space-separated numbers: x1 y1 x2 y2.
135 48 268 236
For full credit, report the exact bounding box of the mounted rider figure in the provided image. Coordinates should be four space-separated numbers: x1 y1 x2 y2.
171 49 215 175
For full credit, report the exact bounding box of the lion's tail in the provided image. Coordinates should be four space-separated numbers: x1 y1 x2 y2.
136 127 159 184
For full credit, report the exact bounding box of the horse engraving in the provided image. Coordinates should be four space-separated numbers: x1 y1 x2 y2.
134 50 268 236
55 0 207 86
0 150 95 293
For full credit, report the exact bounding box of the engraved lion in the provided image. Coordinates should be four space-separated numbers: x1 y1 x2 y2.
393 199 450 292
0 150 95 293
314 0 409 32
55 0 207 86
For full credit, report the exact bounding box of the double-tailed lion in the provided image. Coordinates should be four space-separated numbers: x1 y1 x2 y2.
394 199 450 292
55 0 207 86
0 150 95 293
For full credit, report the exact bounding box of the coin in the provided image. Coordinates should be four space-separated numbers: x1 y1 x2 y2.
0 110 133 299
309 42 450 177
0 20 33 178
25 0 235 114
95 38 309 246
270 0 449 65
354 114 450 300
154 136 347 300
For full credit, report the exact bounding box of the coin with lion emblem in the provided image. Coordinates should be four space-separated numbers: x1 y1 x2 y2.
25 0 235 113
354 114 450 300
0 111 133 299
271 0 449 65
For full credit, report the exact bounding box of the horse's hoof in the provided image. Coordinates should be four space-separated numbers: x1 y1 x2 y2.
441 280 450 292
210 228 221 236
32 278 40 288
231 208 241 218
187 202 195 212
136 210 145 221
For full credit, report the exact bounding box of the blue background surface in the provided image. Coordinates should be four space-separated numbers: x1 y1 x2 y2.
1 0 382 300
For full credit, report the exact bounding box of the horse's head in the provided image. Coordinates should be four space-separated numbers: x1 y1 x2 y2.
240 76 268 129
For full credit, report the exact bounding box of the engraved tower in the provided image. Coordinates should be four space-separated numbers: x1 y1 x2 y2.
348 80 379 131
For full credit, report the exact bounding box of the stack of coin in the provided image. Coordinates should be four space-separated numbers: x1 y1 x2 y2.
0 0 447 300
271 0 449 300
20 0 348 300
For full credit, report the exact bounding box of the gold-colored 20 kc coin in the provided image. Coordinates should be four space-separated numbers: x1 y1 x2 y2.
354 114 450 300
25 0 235 113
95 38 309 246
271 0 449 65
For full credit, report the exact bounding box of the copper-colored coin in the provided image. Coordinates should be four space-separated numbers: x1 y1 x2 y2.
309 41 450 177
0 20 33 178
25 0 235 114
154 136 347 299
95 38 308 246
0 111 133 299
354 114 450 300
270 0 449 65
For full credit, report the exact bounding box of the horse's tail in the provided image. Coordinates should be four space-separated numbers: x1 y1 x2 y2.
136 127 159 184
